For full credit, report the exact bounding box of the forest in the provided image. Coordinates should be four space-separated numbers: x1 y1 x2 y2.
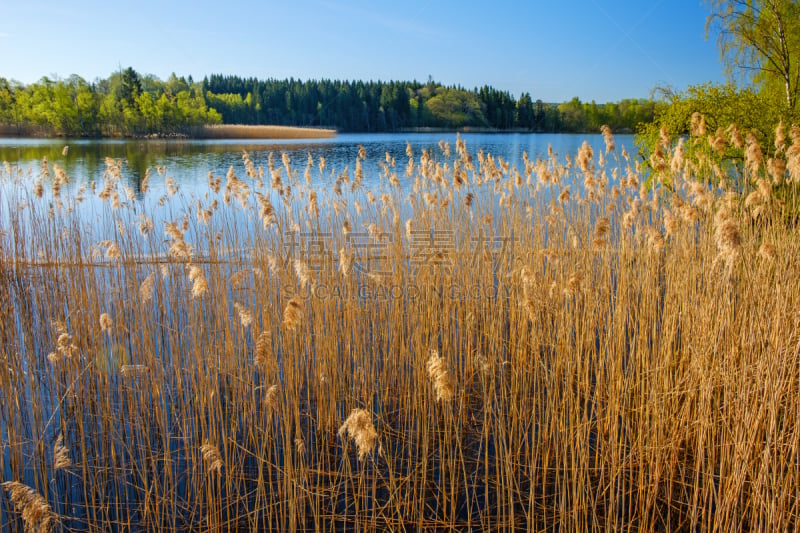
0 68 657 137
202 75 657 133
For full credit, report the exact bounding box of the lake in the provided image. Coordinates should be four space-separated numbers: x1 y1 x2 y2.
0 132 637 196
1 132 638 267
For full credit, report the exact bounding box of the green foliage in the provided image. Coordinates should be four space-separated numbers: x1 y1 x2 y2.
637 0 800 185
635 83 800 219
637 82 779 154
0 78 17 125
421 87 487 128
201 75 655 133
555 96 656 133
706 0 800 114
0 70 657 136
0 69 220 137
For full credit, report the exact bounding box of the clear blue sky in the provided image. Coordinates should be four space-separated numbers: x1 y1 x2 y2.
0 0 725 102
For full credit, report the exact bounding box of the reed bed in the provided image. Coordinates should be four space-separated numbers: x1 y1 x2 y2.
1 124 799 531
195 125 336 139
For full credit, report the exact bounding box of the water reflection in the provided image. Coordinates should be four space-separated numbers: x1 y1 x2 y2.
0 133 637 197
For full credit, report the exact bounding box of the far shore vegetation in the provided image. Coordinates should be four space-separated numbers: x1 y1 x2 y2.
0 68 658 138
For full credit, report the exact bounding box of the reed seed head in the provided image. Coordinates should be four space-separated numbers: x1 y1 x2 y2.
758 242 777 262
234 302 254 329
594 216 610 241
745 133 764 176
54 433 71 470
338 247 352 277
52 333 78 361
140 272 155 303
264 384 280 409
200 441 223 474
600 124 615 153
664 209 679 236
99 313 113 333
690 112 706 136
338 408 378 462
188 265 209 299
426 349 456 402
775 119 785 152
105 242 121 261
714 216 742 272
563 271 584 297
2 481 55 533
282 296 303 330
255 330 272 369
294 260 312 290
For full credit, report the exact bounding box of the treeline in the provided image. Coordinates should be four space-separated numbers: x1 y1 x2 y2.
0 68 221 137
203 74 657 133
0 68 658 136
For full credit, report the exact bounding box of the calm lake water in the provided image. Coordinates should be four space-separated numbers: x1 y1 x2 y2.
0 132 637 194
1 132 638 264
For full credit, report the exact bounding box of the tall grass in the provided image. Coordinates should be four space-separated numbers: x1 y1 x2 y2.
1 124 799 531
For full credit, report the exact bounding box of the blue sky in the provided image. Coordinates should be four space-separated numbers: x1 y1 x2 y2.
0 0 725 102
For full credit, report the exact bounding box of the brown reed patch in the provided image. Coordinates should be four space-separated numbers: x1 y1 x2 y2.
2 122 800 531
194 124 336 139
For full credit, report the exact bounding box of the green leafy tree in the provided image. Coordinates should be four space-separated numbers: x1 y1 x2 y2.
635 82 787 197
557 97 587 132
425 87 487 128
72 77 100 135
164 73 189 97
706 0 800 115
0 78 19 127
136 92 159 133
638 82 776 146
51 81 79 134
27 78 57 129
155 94 173 131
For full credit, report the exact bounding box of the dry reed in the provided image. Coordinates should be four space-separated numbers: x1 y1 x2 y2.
337 409 378 461
1 122 799 531
195 124 336 139
2 481 55 533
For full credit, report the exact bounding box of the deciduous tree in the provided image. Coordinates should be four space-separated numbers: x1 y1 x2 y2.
706 0 800 113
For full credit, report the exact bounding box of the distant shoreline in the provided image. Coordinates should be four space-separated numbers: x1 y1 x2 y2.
0 124 337 140
0 123 635 139
395 126 626 134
